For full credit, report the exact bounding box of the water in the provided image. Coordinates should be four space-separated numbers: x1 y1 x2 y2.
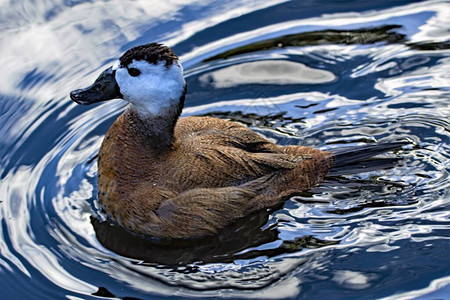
1 0 449 299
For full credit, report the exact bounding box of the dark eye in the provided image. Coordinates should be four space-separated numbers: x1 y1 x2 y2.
127 68 141 77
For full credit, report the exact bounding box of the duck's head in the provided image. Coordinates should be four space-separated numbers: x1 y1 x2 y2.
70 43 186 118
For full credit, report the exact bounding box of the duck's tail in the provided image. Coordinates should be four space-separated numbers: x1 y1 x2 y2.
328 141 408 176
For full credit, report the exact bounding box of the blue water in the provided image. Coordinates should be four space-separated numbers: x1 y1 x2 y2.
1 0 449 299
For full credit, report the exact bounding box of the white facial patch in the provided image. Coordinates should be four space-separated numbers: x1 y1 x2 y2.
114 59 185 118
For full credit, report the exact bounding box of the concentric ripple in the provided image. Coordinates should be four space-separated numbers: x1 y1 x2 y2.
0 0 449 299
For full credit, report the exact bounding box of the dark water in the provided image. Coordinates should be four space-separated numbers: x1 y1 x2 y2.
1 0 449 299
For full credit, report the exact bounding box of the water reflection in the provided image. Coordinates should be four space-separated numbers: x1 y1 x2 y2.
203 24 450 62
92 208 340 266
199 60 335 88
203 25 407 62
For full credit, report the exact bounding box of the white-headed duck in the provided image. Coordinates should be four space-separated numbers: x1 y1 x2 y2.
70 43 405 239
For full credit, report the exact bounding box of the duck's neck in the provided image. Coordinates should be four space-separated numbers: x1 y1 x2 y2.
123 107 175 151
123 89 186 151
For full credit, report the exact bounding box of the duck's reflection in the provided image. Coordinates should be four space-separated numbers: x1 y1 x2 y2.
91 207 278 265
91 205 338 265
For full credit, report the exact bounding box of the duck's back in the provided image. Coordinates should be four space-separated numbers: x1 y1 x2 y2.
169 116 311 189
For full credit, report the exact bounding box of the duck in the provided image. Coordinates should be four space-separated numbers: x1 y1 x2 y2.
70 43 405 239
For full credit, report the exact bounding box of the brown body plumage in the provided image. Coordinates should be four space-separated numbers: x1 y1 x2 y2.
98 109 332 238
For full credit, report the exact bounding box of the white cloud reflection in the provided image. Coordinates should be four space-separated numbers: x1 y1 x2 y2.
199 60 335 88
